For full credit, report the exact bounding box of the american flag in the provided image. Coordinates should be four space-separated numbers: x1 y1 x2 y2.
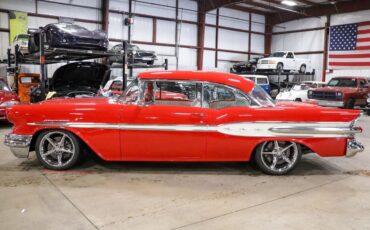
329 21 370 69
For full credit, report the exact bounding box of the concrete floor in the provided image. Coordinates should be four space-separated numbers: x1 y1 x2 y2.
0 117 370 230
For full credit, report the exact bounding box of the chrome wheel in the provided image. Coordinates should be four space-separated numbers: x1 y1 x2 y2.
37 131 78 169
256 141 301 175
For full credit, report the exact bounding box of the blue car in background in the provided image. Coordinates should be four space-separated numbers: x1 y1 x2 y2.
239 75 271 94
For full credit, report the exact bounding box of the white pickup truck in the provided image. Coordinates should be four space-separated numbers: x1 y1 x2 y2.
257 51 311 73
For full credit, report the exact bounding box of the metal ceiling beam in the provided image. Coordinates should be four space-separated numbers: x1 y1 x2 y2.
235 0 307 15
269 0 370 25
225 4 268 15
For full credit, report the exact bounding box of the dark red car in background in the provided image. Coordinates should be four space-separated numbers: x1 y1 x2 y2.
0 79 19 120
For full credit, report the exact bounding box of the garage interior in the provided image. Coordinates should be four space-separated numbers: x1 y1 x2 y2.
1 0 370 229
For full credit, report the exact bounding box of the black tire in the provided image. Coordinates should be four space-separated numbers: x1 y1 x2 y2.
35 130 81 170
299 65 306 74
147 60 154 65
294 98 302 102
345 98 355 109
255 141 302 175
276 63 284 73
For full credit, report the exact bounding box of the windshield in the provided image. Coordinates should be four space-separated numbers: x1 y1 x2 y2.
128 44 139 51
269 52 286 57
327 78 357 87
250 85 275 106
257 78 268 84
119 79 139 103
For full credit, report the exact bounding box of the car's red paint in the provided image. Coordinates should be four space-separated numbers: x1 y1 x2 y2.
6 71 361 162
0 79 19 120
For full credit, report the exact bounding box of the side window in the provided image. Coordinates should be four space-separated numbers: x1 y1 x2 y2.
359 79 368 88
143 81 201 107
286 52 294 59
110 80 123 91
203 84 251 109
257 78 268 84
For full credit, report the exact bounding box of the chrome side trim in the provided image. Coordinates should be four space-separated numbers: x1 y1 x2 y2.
28 121 359 138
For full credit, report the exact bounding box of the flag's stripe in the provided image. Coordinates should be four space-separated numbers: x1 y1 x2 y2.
329 62 370 66
357 37 370 42
357 33 370 39
329 53 370 58
358 25 370 31
330 50 370 54
356 45 370 50
357 41 370 46
359 21 370 26
328 65 370 70
330 58 370 62
357 29 370 35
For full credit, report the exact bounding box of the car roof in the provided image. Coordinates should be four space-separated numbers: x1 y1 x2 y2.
138 71 255 93
302 81 326 84
331 76 366 79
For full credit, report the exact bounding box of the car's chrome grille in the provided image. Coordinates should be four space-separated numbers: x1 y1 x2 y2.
261 60 269 64
137 52 154 57
311 91 337 100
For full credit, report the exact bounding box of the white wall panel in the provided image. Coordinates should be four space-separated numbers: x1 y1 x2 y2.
133 0 176 19
218 29 248 52
218 51 248 62
0 32 9 60
38 1 101 21
219 8 249 30
178 48 196 70
157 20 176 44
251 13 265 33
217 61 234 73
273 17 326 33
108 13 128 40
295 54 323 81
331 9 370 26
28 16 57 29
109 0 129 11
179 23 197 46
272 30 324 52
204 26 216 49
131 16 153 42
178 0 197 22
0 0 36 13
206 10 217 25
203 50 215 68
50 0 101 8
0 13 9 28
250 34 264 54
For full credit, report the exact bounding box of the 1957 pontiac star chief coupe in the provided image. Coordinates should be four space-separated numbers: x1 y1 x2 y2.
4 71 364 175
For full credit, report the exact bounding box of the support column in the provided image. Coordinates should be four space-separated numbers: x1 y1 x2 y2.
248 13 252 60
102 0 109 33
197 2 206 70
215 9 219 68
322 15 330 82
264 16 272 56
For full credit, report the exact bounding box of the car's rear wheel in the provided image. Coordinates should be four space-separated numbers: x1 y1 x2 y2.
35 130 81 170
255 140 302 175
276 63 284 73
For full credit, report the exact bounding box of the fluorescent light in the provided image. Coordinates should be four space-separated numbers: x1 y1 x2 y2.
281 0 297 6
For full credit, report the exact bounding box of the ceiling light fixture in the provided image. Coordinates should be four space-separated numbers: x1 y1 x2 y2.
281 0 297 6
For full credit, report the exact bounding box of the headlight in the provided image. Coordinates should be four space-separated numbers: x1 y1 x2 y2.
258 60 262 64
268 60 277 64
308 90 313 98
0 101 19 107
336 92 343 98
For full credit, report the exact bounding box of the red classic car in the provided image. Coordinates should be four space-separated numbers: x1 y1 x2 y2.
4 71 364 175
308 76 369 109
0 79 19 120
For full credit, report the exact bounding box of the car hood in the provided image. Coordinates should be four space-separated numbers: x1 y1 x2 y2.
0 90 18 103
50 62 110 92
312 86 357 93
50 23 107 39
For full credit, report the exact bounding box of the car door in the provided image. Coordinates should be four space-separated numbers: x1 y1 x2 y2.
201 83 258 161
120 79 207 160
286 52 295 70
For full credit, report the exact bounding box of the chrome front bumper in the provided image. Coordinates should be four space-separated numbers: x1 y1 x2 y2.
4 134 32 158
346 138 364 157
308 99 344 107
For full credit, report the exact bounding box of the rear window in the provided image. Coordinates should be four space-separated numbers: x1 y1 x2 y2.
257 78 268 84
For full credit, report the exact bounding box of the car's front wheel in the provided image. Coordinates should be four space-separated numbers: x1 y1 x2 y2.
35 130 81 170
255 140 302 175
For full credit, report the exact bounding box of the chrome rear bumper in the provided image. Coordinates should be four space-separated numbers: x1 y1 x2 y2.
308 99 344 107
4 134 32 158
346 139 364 157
